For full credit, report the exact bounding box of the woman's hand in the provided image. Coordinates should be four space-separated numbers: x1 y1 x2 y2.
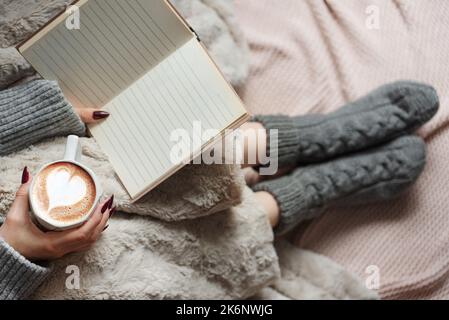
0 168 114 261
74 108 110 124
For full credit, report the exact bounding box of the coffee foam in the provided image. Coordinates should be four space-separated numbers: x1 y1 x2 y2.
32 162 96 225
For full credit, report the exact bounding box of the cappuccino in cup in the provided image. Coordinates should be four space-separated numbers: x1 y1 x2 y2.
31 162 96 226
29 135 102 231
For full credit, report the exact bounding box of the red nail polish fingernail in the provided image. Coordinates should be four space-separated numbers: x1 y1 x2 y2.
108 195 114 209
21 167 29 184
93 111 110 120
101 199 110 214
103 225 109 231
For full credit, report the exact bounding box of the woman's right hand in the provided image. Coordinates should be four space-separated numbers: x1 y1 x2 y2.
0 168 114 261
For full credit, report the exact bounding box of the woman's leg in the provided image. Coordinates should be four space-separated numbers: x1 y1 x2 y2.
241 81 437 230
254 191 280 227
245 81 438 169
252 135 426 235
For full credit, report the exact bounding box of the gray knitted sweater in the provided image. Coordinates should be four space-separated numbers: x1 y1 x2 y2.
0 80 85 299
0 238 51 300
0 79 85 156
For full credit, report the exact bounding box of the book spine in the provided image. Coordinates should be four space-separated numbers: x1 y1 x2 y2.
164 0 201 42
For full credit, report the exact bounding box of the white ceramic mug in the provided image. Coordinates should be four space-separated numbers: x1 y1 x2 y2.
29 135 103 231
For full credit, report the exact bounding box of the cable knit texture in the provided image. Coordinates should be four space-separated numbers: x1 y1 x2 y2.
0 239 51 300
237 0 449 299
253 81 438 168
253 135 426 235
0 80 85 156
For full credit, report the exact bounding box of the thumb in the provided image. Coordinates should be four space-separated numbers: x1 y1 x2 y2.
9 167 32 219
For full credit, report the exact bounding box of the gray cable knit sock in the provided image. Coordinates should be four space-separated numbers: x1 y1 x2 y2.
0 238 51 300
252 135 426 235
253 81 438 168
0 79 85 156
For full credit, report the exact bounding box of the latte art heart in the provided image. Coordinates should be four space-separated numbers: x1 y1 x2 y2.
46 169 87 211
31 162 96 224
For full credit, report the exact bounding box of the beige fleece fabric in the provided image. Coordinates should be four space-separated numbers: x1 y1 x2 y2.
29 187 278 300
237 0 449 299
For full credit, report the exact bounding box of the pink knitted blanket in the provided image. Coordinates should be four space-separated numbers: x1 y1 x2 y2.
237 0 449 299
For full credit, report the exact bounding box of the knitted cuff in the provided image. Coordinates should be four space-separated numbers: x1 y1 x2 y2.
0 239 51 300
252 115 300 168
252 176 322 235
0 80 86 156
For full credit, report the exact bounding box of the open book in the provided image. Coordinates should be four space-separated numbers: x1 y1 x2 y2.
18 0 249 201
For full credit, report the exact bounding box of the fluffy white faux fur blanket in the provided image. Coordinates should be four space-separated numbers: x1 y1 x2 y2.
31 187 279 299
0 137 280 299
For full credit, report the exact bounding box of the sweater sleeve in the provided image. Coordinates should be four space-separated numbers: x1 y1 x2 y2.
0 238 51 300
0 79 86 156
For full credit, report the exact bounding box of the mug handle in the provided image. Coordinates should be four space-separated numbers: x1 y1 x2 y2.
64 135 82 162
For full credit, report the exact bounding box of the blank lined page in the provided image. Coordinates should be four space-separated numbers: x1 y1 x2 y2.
89 38 248 199
20 0 192 109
